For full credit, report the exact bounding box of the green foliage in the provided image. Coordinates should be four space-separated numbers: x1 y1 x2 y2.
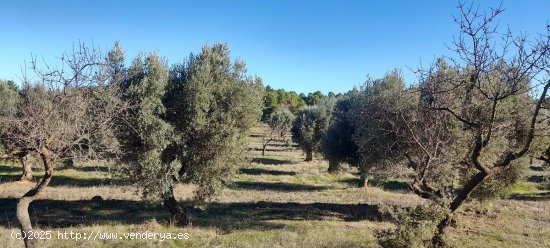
0 80 18 118
291 97 336 159
262 86 307 120
376 204 449 248
117 43 264 205
291 107 320 157
106 41 125 84
117 52 175 202
320 93 359 168
165 43 264 201
304 90 325 105
471 160 526 200
262 88 279 120
267 108 295 138
261 86 331 121
0 80 19 154
351 71 414 176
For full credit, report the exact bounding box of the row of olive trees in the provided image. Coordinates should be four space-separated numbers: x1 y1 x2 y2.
0 42 264 248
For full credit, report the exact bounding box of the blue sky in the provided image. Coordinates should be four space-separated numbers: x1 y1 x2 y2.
1 1 549 94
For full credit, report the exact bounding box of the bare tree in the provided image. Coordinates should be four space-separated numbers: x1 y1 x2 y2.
403 3 550 246
0 42 126 248
361 3 550 246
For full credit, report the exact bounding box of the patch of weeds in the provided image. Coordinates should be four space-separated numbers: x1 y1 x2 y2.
509 182 539 195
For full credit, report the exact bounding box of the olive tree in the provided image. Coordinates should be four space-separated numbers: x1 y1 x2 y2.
0 80 34 182
116 51 175 204
262 108 295 156
291 97 335 161
351 71 415 188
118 43 264 224
320 93 360 175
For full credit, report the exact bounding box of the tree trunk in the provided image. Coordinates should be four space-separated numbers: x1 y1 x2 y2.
17 150 53 248
19 154 33 182
431 171 489 247
358 174 368 188
66 158 75 168
305 150 313 162
262 138 273 156
163 190 190 226
262 143 267 156
327 160 341 174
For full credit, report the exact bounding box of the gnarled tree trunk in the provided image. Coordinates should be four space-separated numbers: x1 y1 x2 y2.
163 188 190 226
17 150 53 248
431 171 489 247
19 153 32 182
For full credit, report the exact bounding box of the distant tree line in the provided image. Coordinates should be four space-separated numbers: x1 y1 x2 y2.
261 85 342 120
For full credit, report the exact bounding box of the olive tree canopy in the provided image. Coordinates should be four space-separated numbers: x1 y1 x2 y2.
117 43 264 224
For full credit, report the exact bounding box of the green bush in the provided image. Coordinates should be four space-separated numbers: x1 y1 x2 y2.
471 160 526 200
376 204 449 248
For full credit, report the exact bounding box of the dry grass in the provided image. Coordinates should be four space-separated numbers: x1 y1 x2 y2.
0 125 549 247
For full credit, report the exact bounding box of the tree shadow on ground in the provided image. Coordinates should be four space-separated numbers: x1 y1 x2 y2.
0 198 167 229
374 180 410 191
196 201 390 232
231 181 331 192
47 175 114 187
0 174 23 183
250 147 296 153
251 157 295 165
529 166 545 172
267 143 298 148
0 174 113 187
339 178 411 192
56 165 112 173
0 165 21 174
239 168 296 176
527 175 548 183
0 198 390 233
338 178 361 188
508 192 550 201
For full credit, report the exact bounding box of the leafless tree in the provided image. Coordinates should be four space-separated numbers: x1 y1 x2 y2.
0 42 126 248
402 2 550 246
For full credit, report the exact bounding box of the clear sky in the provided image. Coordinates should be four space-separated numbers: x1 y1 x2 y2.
1 1 549 94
